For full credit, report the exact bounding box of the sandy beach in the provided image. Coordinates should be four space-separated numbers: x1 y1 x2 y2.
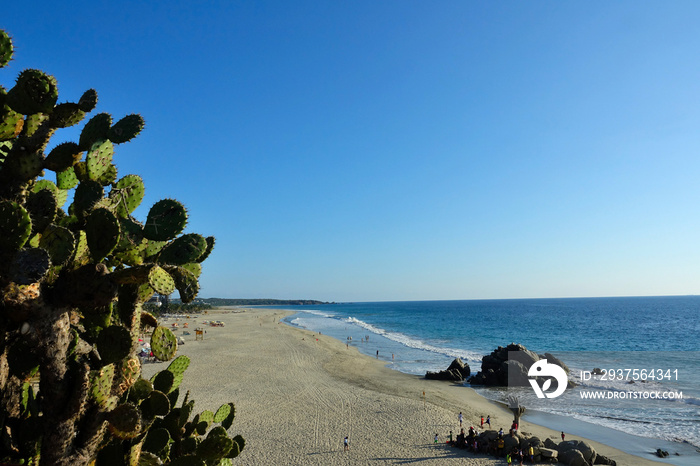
141 308 665 466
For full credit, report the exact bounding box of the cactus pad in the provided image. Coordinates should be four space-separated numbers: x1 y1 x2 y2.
108 114 145 144
142 427 171 457
6 69 58 114
0 103 23 140
90 364 115 408
86 207 120 261
39 224 75 265
196 236 215 263
44 142 82 172
119 357 141 393
72 179 104 214
0 29 12 68
151 326 178 361
221 403 236 430
55 166 80 190
0 200 32 250
86 139 114 181
79 112 112 150
213 404 231 424
148 265 176 295
143 199 188 241
167 355 190 392
141 390 171 419
158 234 208 266
97 325 133 365
151 370 175 394
229 436 245 457
180 262 202 278
196 433 233 461
165 266 199 303
129 378 153 403
50 102 85 128
112 174 145 217
26 188 57 234
107 403 142 439
78 88 98 112
140 310 158 329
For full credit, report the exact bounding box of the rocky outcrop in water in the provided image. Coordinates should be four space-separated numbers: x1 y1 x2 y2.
425 358 470 382
467 343 572 388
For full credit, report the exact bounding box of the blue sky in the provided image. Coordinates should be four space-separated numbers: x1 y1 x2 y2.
4 2 700 301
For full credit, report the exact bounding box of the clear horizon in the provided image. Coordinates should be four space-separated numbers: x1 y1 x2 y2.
5 1 700 302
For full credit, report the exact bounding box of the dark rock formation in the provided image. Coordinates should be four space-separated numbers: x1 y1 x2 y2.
425 358 470 382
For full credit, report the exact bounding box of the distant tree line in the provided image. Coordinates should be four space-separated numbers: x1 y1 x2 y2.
200 298 330 306
144 302 214 316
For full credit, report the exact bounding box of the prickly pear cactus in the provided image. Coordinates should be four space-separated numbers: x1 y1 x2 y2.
0 29 243 466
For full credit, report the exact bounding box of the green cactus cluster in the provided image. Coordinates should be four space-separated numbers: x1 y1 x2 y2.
0 28 243 465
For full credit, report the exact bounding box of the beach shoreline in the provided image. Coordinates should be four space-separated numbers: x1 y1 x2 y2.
142 307 687 465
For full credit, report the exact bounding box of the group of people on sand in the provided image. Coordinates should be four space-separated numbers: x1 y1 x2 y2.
447 412 541 464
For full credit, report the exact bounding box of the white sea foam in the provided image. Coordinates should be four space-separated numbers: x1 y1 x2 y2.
343 317 483 365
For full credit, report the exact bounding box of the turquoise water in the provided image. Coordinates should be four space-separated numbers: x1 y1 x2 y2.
270 296 700 458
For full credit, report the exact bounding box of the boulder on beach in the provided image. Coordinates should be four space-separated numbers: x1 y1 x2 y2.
503 434 521 452
425 358 470 382
560 448 587 466
594 454 617 465
539 447 558 459
558 440 597 465
468 343 543 386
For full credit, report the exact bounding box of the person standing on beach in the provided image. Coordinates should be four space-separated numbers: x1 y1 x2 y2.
344 436 349 451
561 431 565 441
434 433 438 444
486 415 491 427
480 416 484 427
458 412 463 427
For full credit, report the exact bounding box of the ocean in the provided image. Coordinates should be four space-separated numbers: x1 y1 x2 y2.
268 297 700 463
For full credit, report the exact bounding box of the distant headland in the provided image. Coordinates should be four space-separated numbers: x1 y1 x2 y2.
197 298 331 306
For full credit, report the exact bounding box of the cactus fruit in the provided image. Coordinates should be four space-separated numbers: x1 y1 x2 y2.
108 114 145 144
6 69 59 114
143 199 188 241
